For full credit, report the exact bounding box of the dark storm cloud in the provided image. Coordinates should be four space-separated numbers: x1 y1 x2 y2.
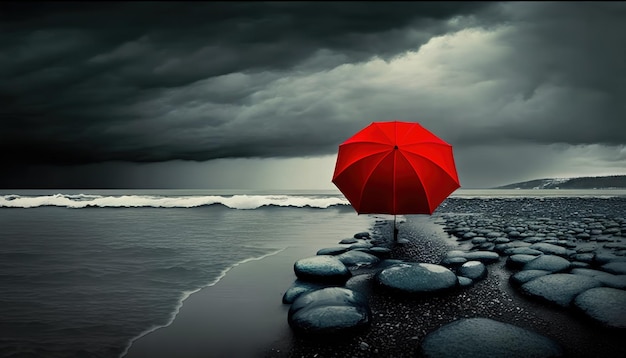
0 1 490 165
1 1 625 176
477 2 626 146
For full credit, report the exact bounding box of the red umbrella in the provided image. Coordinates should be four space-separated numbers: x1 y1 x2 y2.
332 121 460 240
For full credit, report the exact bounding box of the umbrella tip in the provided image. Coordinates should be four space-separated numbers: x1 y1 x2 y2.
394 145 399 150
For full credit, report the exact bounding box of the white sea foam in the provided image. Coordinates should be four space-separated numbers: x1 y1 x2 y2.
0 194 350 209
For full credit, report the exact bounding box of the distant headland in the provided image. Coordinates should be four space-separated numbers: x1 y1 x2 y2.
494 175 626 189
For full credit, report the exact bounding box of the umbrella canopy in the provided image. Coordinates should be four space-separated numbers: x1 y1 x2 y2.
332 121 460 215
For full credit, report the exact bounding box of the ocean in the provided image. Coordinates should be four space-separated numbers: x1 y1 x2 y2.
1 188 626 358
0 190 369 358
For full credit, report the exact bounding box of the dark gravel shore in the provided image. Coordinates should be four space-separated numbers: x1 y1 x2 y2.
264 196 626 358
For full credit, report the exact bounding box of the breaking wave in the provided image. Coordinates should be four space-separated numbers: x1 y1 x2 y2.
0 194 350 209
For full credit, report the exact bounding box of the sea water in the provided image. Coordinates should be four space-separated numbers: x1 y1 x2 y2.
1 189 626 358
0 190 371 358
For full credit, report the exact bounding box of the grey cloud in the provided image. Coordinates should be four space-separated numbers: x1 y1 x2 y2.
0 1 492 166
1 0 625 191
474 2 626 145
454 143 626 188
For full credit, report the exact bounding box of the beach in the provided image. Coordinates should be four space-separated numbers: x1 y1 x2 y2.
4 3 626 358
124 194 626 358
1 191 625 357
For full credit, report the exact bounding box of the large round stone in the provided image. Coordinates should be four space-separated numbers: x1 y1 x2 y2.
602 262 626 275
504 247 543 256
419 318 563 358
339 238 358 244
523 255 571 273
529 243 574 257
573 287 626 329
440 256 468 268
506 254 539 270
520 274 602 307
316 246 349 256
376 263 458 294
596 274 626 289
494 241 529 253
457 276 474 288
463 251 500 264
282 280 331 304
594 253 626 265
336 250 380 268
457 261 487 281
288 287 371 336
294 256 351 284
345 273 375 295
510 270 551 286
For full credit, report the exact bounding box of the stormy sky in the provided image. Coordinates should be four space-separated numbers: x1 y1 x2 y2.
1 1 625 189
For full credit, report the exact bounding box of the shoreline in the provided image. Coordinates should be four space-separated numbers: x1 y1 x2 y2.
120 248 287 358
126 197 626 358
123 246 298 358
123 206 373 358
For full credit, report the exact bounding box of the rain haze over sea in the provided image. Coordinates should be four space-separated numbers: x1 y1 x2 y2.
1 189 626 358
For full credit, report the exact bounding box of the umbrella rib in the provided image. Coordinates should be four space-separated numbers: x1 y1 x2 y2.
405 151 458 176
393 146 397 214
396 120 419 144
393 121 397 213
401 148 458 179
334 149 392 181
372 122 396 144
334 141 392 182
358 151 394 210
339 140 392 147
397 151 433 213
401 141 451 147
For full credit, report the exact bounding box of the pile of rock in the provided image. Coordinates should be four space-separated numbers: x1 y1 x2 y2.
283 228 493 336
440 213 626 329
284 231 380 336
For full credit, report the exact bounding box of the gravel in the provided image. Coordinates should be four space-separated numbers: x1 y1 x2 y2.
264 197 626 358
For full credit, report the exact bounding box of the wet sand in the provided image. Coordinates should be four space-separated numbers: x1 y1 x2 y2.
123 246 301 358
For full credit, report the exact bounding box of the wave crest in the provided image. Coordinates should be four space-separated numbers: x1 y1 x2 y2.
0 194 350 209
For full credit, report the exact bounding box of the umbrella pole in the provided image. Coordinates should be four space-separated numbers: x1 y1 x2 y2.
393 215 398 243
